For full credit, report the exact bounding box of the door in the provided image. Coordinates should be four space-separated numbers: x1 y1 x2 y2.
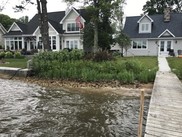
159 40 172 57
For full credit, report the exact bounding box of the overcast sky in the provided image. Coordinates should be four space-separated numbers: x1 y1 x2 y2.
0 0 148 19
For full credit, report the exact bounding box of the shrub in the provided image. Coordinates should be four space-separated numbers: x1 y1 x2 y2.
5 51 14 58
93 51 113 62
14 51 24 59
0 52 5 59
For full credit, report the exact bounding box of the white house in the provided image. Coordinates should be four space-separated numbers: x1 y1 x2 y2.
0 23 7 48
3 7 86 51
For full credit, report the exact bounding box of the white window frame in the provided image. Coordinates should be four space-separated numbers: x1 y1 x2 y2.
65 40 79 49
131 40 148 50
66 22 79 33
139 23 151 33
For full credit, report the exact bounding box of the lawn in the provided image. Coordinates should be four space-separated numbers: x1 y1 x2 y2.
0 58 28 68
167 57 182 79
118 56 158 69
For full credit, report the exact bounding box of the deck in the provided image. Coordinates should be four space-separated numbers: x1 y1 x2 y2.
145 57 182 137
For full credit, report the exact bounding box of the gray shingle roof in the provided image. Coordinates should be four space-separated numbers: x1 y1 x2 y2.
5 8 86 36
123 13 182 38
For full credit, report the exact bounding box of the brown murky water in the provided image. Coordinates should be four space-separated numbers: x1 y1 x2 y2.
0 79 150 137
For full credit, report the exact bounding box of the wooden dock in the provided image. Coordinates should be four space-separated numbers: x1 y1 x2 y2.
144 57 182 137
145 71 182 137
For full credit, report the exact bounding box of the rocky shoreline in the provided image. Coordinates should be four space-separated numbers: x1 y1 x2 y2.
0 73 153 97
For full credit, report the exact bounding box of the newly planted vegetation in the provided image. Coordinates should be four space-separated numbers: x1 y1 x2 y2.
167 57 182 79
32 50 158 84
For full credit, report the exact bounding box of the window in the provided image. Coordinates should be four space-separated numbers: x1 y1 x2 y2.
139 23 151 33
52 36 56 50
167 41 171 51
5 37 22 50
67 23 79 32
132 40 147 49
65 40 79 49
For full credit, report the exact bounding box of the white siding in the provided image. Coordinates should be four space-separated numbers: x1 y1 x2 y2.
62 10 84 31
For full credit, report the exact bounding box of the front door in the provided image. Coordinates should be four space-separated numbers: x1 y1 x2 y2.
159 40 172 57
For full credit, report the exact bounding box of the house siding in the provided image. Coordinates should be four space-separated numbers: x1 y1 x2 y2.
126 39 158 56
173 39 182 56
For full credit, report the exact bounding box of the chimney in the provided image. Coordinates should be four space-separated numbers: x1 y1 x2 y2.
164 7 171 22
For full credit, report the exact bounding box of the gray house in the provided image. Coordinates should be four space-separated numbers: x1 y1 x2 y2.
123 10 182 57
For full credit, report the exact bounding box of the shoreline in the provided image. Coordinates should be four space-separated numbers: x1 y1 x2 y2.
0 73 153 97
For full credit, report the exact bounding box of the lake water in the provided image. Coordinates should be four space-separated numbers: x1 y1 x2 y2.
0 79 150 137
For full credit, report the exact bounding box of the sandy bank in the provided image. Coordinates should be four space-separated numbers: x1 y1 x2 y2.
0 73 153 97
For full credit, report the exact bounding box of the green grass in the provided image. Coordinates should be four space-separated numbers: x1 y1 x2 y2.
167 57 182 79
0 58 28 68
117 56 158 69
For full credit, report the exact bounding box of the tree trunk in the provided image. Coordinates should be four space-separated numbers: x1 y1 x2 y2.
37 0 50 51
93 0 99 53
93 19 98 53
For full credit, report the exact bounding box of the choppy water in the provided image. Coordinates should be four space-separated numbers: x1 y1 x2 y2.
0 79 150 137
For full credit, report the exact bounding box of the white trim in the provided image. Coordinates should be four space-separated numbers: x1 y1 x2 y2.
33 22 59 36
158 29 175 38
8 22 23 32
0 23 7 34
32 26 39 36
60 7 86 24
48 22 59 35
139 22 151 33
131 39 148 50
137 14 153 23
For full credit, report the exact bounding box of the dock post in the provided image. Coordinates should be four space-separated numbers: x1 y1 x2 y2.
138 89 144 137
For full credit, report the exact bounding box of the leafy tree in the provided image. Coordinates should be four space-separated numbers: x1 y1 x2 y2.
115 31 130 56
143 0 182 15
65 0 125 52
0 14 16 30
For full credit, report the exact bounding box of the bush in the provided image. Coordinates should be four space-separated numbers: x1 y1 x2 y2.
93 51 113 62
0 52 5 59
5 51 14 58
14 51 24 59
32 53 157 84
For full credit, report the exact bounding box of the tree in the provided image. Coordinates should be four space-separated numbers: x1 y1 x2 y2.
0 14 16 30
115 31 130 56
65 0 125 52
18 16 29 23
143 0 182 15
15 0 51 51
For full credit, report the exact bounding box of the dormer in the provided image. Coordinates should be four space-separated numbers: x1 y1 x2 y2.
137 14 153 34
60 7 85 33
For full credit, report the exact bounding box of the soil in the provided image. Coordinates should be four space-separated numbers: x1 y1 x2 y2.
0 73 153 97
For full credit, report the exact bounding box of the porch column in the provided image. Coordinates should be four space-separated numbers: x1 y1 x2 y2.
22 37 25 49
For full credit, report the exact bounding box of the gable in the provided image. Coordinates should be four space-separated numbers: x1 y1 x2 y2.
33 22 59 36
8 22 22 32
158 29 175 38
137 14 153 23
